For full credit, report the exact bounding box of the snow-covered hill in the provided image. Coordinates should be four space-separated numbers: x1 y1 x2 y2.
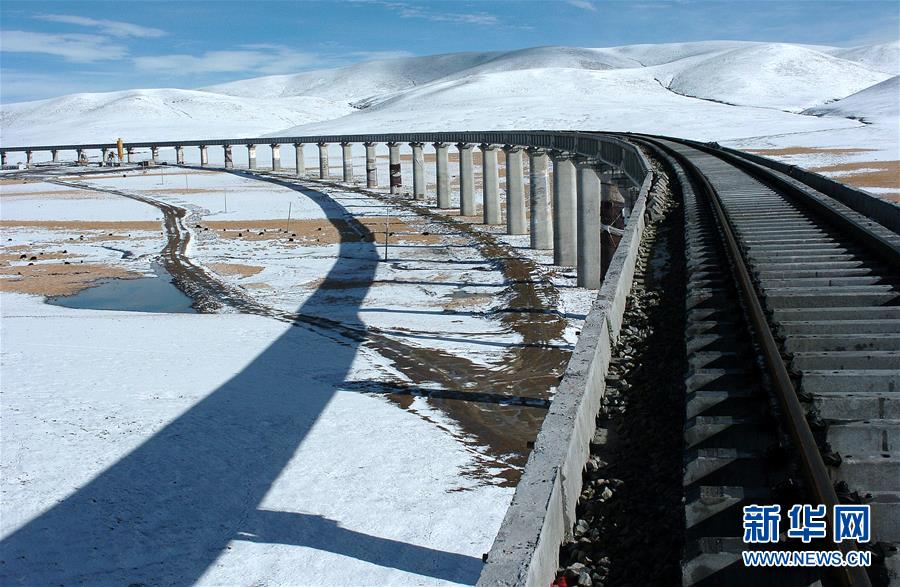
0 88 351 147
804 75 900 120
1 40 896 161
663 43 890 112
831 40 900 74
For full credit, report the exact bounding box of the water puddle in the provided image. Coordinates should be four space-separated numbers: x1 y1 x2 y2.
47 263 195 313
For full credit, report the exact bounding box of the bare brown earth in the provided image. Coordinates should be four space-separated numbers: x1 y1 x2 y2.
741 147 900 202
0 220 161 232
810 160 900 195
208 263 264 278
1 220 162 296
744 146 877 156
0 262 141 296
58 169 219 181
201 217 453 246
0 188 111 199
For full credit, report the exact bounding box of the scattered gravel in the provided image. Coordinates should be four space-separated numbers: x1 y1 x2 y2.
557 154 687 586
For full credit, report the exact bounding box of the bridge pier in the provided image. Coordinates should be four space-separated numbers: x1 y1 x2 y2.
600 169 626 277
388 142 401 194
77 149 85 164
294 143 305 176
271 144 281 171
247 144 257 170
1 151 6 166
26 150 33 167
224 145 233 169
341 142 353 181
481 144 500 224
100 148 109 166
552 151 578 266
127 147 135 164
434 142 450 209
504 146 526 235
529 148 552 249
175 146 185 165
318 143 330 179
576 158 602 288
150 146 159 164
51 150 59 163
364 142 378 187
411 142 425 200
457 143 475 215
199 146 208 166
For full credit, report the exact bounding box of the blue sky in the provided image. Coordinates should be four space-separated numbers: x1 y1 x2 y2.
1 0 897 103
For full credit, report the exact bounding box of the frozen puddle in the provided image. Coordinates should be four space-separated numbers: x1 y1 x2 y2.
47 263 195 313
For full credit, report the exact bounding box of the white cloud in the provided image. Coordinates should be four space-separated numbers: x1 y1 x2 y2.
133 45 321 75
36 14 166 38
0 30 126 62
567 0 597 12
380 2 498 25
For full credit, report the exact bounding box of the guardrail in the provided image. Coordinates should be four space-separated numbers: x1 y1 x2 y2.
0 131 649 187
478 172 655 586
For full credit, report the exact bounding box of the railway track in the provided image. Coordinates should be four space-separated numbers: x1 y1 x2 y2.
631 136 900 586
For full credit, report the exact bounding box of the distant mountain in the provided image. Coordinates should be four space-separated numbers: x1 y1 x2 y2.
0 89 351 147
1 41 896 151
831 40 900 74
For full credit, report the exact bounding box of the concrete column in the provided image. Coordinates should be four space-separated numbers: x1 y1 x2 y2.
364 142 378 187
341 142 353 181
318 143 330 179
224 145 233 169
77 149 85 164
529 148 552 249
503 146 526 235
247 144 257 170
151 146 159 164
199 146 208 166
601 170 626 277
388 142 401 194
457 143 475 215
175 146 185 165
0 151 6 166
271 144 281 171
411 142 425 201
294 144 305 176
576 158 602 289
51 150 59 163
551 151 578 266
26 151 33 167
126 148 134 164
433 142 450 209
100 148 108 166
480 144 500 224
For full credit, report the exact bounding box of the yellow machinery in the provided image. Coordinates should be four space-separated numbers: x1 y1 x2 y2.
117 138 124 164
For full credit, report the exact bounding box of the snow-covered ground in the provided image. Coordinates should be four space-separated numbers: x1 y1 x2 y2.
1 292 508 585
1 166 593 585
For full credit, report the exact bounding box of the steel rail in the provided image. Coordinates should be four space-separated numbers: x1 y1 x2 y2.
639 136 873 587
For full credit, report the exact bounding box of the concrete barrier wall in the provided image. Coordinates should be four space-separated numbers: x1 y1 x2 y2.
478 172 654 587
